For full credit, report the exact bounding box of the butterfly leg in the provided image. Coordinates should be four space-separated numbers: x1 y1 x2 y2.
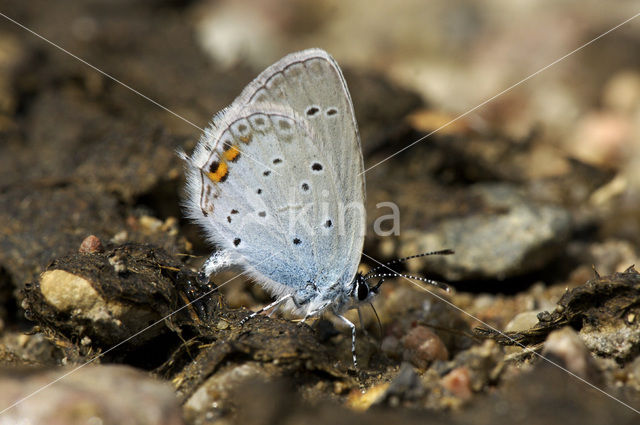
300 300 330 324
240 293 293 326
198 250 233 287
337 314 358 371
181 250 232 320
267 293 306 318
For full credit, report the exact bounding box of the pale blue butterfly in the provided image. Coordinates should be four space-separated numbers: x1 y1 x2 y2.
180 49 452 369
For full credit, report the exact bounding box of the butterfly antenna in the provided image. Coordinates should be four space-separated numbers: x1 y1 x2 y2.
364 249 454 278
370 277 384 293
365 272 451 292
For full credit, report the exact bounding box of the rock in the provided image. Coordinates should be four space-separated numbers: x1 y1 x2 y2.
402 325 449 369
373 284 473 358
381 334 402 360
347 382 390 411
0 332 62 367
0 365 184 425
446 340 503 392
453 361 638 425
441 366 472 400
505 311 543 332
554 268 640 363
476 267 640 363
374 363 425 407
22 243 183 350
565 111 632 167
79 235 104 254
171 313 348 406
602 70 640 114
543 327 602 384
397 183 571 281
566 239 638 276
625 356 640 392
184 362 270 423
580 318 640 362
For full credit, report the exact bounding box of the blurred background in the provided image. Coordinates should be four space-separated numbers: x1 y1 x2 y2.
193 0 640 152
3 0 639 161
1 0 640 314
1 0 640 300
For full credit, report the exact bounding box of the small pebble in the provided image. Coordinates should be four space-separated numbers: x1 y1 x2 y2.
380 335 401 359
79 235 104 254
505 311 542 332
333 381 349 395
346 383 389 411
108 254 127 274
0 365 183 424
543 327 597 381
139 215 163 233
401 325 448 369
161 217 179 236
111 231 128 244
17 334 29 348
441 366 472 400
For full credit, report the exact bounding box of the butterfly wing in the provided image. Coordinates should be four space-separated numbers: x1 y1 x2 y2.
184 49 365 312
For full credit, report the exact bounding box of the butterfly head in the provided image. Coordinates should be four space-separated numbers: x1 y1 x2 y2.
350 272 383 305
348 249 455 308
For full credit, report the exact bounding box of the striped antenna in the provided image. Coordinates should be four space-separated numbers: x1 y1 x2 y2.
364 249 454 278
364 272 451 292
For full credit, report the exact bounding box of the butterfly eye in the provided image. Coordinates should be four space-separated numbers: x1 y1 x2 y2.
356 282 369 301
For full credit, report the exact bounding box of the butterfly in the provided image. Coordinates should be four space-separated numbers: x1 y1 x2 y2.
180 49 452 369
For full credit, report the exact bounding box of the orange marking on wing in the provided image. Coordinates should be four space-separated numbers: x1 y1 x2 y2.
223 145 240 162
239 135 252 144
207 161 228 183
